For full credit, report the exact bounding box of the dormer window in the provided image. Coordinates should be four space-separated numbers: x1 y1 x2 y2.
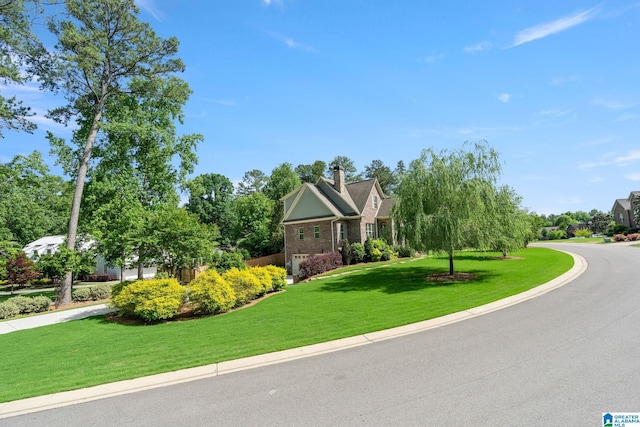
372 195 378 209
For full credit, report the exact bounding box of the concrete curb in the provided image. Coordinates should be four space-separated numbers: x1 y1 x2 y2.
0 250 587 419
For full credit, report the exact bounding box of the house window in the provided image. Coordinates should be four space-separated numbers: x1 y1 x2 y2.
372 195 378 209
366 223 375 238
298 227 304 240
339 223 346 241
619 213 624 223
314 226 320 239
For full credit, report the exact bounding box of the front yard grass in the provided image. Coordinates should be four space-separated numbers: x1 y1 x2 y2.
0 247 572 402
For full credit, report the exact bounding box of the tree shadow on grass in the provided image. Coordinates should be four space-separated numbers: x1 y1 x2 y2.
314 264 499 295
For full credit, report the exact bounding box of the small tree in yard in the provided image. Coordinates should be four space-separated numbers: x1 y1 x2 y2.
5 252 40 294
394 141 502 275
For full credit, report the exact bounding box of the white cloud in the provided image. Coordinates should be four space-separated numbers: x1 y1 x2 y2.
135 0 164 21
498 93 511 103
626 172 640 181
267 32 315 52
539 108 571 117
580 150 640 169
420 53 444 63
592 98 639 110
263 0 284 8
464 41 492 53
511 7 599 47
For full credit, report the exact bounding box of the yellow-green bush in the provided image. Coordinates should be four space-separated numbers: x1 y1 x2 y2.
261 265 287 291
248 267 273 295
223 268 262 306
109 278 185 322
188 270 236 314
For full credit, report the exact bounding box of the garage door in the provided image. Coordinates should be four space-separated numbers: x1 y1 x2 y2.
292 254 309 275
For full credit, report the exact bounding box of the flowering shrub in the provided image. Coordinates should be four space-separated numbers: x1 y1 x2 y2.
109 278 185 322
0 301 19 319
188 269 236 314
613 234 627 242
261 265 287 291
627 233 639 241
298 252 342 280
223 268 263 306
249 267 273 295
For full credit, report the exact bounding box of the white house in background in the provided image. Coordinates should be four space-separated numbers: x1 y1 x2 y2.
22 235 157 281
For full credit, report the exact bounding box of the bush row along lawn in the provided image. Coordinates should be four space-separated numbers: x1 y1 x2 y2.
0 247 573 402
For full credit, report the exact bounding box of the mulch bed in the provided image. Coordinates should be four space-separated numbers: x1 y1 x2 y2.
427 272 477 282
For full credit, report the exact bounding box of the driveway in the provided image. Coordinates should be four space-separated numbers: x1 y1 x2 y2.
1 243 638 426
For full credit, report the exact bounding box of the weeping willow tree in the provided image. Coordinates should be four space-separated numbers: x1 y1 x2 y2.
393 141 502 275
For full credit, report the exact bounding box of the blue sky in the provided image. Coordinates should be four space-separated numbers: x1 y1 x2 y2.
3 1 640 215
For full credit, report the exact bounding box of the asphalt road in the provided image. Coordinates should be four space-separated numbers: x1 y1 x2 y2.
3 243 638 426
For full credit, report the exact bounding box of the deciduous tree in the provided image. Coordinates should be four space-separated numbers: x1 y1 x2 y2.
46 0 187 304
394 141 501 275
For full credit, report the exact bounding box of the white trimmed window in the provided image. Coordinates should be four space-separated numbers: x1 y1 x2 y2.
298 227 304 240
372 195 378 209
366 223 375 238
339 223 346 241
314 226 320 239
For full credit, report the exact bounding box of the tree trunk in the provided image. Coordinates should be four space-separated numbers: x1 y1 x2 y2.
138 259 143 280
449 252 454 275
58 109 103 306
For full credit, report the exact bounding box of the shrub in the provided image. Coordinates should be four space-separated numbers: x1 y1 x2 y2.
90 283 112 300
380 247 396 261
188 270 235 314
109 278 185 322
364 238 374 262
395 245 414 258
2 295 51 315
110 280 134 298
613 234 627 242
223 268 263 306
341 240 352 266
29 295 52 313
370 247 382 262
298 252 343 280
249 267 273 295
351 243 365 263
83 274 117 282
262 265 287 291
547 230 567 240
72 287 93 302
0 300 20 319
574 228 593 238
627 233 639 241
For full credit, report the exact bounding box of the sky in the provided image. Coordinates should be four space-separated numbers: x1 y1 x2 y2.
3 0 640 216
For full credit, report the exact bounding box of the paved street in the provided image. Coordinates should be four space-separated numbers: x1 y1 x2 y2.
2 243 638 426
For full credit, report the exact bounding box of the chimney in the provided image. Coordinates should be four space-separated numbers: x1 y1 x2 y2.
333 165 346 193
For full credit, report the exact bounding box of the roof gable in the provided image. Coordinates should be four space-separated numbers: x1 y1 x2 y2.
282 184 342 222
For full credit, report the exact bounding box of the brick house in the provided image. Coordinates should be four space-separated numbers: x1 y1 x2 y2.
611 191 639 230
281 166 395 275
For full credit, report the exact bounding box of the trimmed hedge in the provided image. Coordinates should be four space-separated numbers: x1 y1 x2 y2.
298 252 343 280
72 283 112 302
109 279 185 322
261 265 287 291
0 295 52 319
83 274 117 282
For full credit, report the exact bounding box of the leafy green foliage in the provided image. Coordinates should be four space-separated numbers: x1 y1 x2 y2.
351 243 365 263
110 278 185 322
364 159 396 195
295 160 326 183
0 295 51 318
185 174 237 247
210 250 246 273
232 192 274 257
187 270 235 314
46 0 191 305
394 141 502 274
574 228 593 238
0 152 71 246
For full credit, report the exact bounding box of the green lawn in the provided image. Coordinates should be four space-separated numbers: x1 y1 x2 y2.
0 290 55 304
0 247 572 402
